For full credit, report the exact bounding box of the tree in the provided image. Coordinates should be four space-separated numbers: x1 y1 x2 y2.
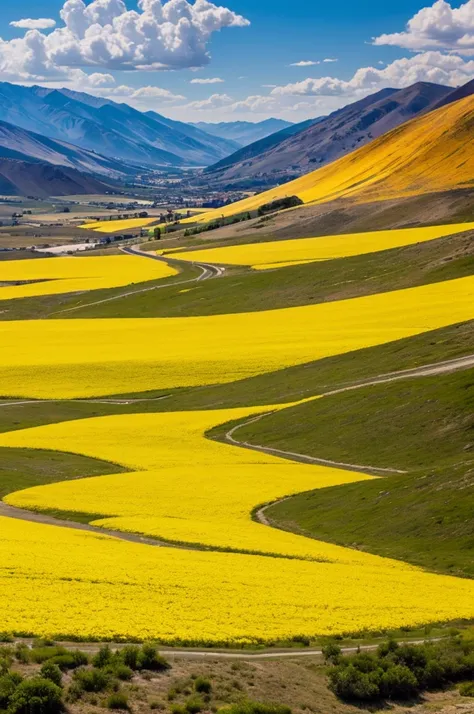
154 227 161 241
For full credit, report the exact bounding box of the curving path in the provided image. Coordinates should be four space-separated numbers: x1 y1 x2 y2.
1 352 473 546
52 245 224 315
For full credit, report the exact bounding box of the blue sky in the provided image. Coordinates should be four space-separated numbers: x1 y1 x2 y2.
1 0 473 122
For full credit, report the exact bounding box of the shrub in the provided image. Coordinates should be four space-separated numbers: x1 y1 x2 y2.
73 667 109 693
170 706 185 714
322 643 342 664
381 665 418 699
460 681 474 697
185 696 204 714
149 700 165 710
377 638 399 658
105 664 133 682
106 692 129 710
92 645 114 669
49 650 88 671
194 677 211 694
15 645 30 664
0 632 14 643
328 664 380 702
0 651 14 674
39 664 62 688
7 677 63 714
136 645 170 672
64 682 83 704
257 196 303 216
327 637 474 703
119 646 140 671
0 672 22 709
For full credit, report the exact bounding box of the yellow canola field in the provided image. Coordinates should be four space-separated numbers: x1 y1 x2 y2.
175 223 474 270
2 516 474 642
182 94 474 225
81 217 159 233
0 255 177 300
1 406 377 561
1 275 474 398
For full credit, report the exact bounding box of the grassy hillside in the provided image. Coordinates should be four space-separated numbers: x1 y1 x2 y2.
1 228 472 321
184 94 474 224
234 369 474 577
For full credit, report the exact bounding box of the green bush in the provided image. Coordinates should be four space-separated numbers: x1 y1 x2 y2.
0 632 14 643
460 681 474 697
0 651 14 675
194 677 211 694
221 702 291 714
322 643 342 664
327 636 474 703
106 692 129 710
0 672 22 709
39 664 62 688
257 196 303 216
49 650 88 671
64 681 83 704
119 646 140 671
7 677 63 714
381 665 418 699
73 667 109 693
184 696 204 714
136 644 170 672
105 664 133 682
15 645 30 664
92 645 114 669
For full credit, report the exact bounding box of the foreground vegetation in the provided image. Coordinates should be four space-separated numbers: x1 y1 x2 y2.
325 633 474 703
0 634 473 714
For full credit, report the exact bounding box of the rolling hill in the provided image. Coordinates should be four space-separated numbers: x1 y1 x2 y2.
191 119 293 146
0 83 238 168
187 92 474 224
0 158 110 197
201 82 453 189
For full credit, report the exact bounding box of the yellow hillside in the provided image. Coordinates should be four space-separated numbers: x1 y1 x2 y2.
186 94 474 224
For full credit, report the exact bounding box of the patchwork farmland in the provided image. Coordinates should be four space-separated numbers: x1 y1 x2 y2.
1 217 474 650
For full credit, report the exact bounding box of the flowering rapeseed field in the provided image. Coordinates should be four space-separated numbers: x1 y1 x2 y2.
0 255 177 300
1 275 474 398
174 223 474 270
1 513 474 642
181 95 474 225
1 405 377 560
81 217 160 232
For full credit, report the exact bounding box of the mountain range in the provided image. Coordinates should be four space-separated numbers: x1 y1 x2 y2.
0 77 472 198
0 83 238 169
186 88 474 224
191 119 293 146
0 159 109 198
201 82 454 189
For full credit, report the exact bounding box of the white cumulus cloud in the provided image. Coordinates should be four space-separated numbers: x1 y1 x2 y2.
323 57 338 62
290 60 319 67
190 77 224 83
272 51 474 97
0 0 250 82
184 92 233 109
10 18 57 30
373 0 474 53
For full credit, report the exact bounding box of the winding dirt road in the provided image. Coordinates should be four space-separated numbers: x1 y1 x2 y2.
52 245 224 315
1 352 473 545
